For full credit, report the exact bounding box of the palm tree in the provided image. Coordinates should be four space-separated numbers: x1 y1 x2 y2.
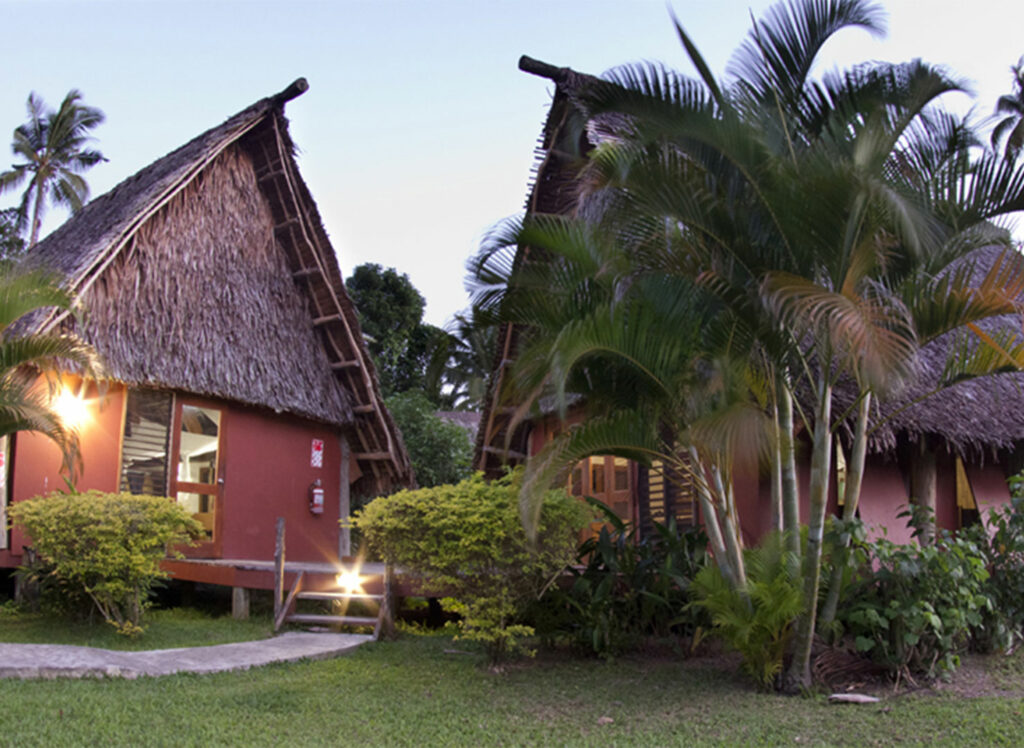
0 90 105 247
475 0 1024 692
0 261 102 468
992 57 1024 159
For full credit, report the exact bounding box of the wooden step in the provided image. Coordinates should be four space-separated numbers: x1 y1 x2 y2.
285 614 379 627
296 591 384 602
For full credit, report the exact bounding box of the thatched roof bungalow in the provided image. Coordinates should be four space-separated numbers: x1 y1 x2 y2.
475 57 1024 545
1 80 412 591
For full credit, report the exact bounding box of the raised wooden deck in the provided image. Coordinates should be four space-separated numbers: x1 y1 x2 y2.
161 557 418 595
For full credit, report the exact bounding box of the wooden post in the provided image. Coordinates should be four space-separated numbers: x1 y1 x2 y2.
232 587 250 620
339 434 351 560
911 441 938 544
273 517 285 625
378 563 397 641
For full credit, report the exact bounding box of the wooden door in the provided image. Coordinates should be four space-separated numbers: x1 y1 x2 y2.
169 400 226 558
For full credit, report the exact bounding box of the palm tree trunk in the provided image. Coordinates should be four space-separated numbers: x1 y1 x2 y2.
778 375 800 558
711 463 747 589
783 378 833 693
688 447 739 588
819 391 871 627
770 399 784 534
28 176 44 248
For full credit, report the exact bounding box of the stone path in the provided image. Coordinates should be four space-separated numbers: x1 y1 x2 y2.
0 631 372 679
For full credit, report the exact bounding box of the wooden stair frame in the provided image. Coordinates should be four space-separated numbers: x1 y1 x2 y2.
272 518 394 639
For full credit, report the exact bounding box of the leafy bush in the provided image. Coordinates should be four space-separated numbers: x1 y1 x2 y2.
965 492 1024 652
8 491 203 635
837 527 991 680
533 498 709 657
690 532 802 690
354 470 587 665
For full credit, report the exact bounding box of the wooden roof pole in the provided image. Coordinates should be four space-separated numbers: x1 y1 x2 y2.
518 56 571 83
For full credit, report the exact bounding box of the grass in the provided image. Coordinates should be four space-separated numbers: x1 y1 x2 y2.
1 630 1023 746
0 605 272 651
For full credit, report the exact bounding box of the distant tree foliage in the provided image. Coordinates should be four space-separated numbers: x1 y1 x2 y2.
346 263 439 397
346 262 494 409
992 56 1024 159
0 209 26 260
0 90 106 247
385 390 472 488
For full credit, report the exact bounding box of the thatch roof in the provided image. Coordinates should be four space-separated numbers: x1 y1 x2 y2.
24 79 412 493
860 247 1024 457
476 57 1024 471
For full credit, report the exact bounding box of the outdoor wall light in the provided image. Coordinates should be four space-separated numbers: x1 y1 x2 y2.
53 386 90 431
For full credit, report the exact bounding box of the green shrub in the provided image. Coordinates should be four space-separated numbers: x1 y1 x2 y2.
533 498 710 657
962 493 1024 652
354 470 587 666
690 532 803 690
838 526 990 680
8 491 203 635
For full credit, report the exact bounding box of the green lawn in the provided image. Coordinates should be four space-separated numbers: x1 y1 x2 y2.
0 631 1022 746
0 606 272 650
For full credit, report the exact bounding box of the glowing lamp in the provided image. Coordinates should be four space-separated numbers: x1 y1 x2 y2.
54 387 90 431
335 566 366 595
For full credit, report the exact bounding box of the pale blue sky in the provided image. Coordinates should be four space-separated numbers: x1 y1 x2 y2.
2 0 1021 326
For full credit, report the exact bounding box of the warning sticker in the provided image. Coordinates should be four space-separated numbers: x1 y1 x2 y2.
311 438 324 468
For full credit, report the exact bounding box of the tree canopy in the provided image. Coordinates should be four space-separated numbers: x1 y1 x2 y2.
0 90 106 247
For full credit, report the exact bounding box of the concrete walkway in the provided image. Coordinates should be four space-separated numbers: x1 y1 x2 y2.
0 631 373 680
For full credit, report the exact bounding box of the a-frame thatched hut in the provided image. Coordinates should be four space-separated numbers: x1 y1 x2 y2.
475 57 1024 545
0 80 412 591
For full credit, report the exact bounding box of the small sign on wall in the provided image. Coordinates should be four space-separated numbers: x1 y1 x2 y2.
311 438 324 468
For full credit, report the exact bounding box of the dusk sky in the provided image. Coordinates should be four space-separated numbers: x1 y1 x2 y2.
2 0 1022 326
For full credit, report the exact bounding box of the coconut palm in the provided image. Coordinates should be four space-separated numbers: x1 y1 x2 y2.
992 57 1024 160
475 0 1024 692
0 261 102 467
0 90 105 247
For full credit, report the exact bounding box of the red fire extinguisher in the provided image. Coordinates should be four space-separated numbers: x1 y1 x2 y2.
309 479 324 515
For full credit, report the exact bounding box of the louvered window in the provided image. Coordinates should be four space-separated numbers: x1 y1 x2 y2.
120 390 173 495
637 453 696 538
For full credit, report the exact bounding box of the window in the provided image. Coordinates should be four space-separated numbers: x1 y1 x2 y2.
120 390 173 495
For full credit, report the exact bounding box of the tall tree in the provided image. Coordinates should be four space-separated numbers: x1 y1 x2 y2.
992 56 1024 159
0 90 105 247
346 263 432 397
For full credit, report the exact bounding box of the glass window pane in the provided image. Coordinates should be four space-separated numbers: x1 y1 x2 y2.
591 459 605 494
614 457 629 491
177 490 215 538
178 405 220 485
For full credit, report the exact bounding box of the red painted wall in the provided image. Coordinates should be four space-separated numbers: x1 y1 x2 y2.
856 458 913 544
220 405 345 565
2 379 125 566
517 414 1017 550
2 382 351 572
